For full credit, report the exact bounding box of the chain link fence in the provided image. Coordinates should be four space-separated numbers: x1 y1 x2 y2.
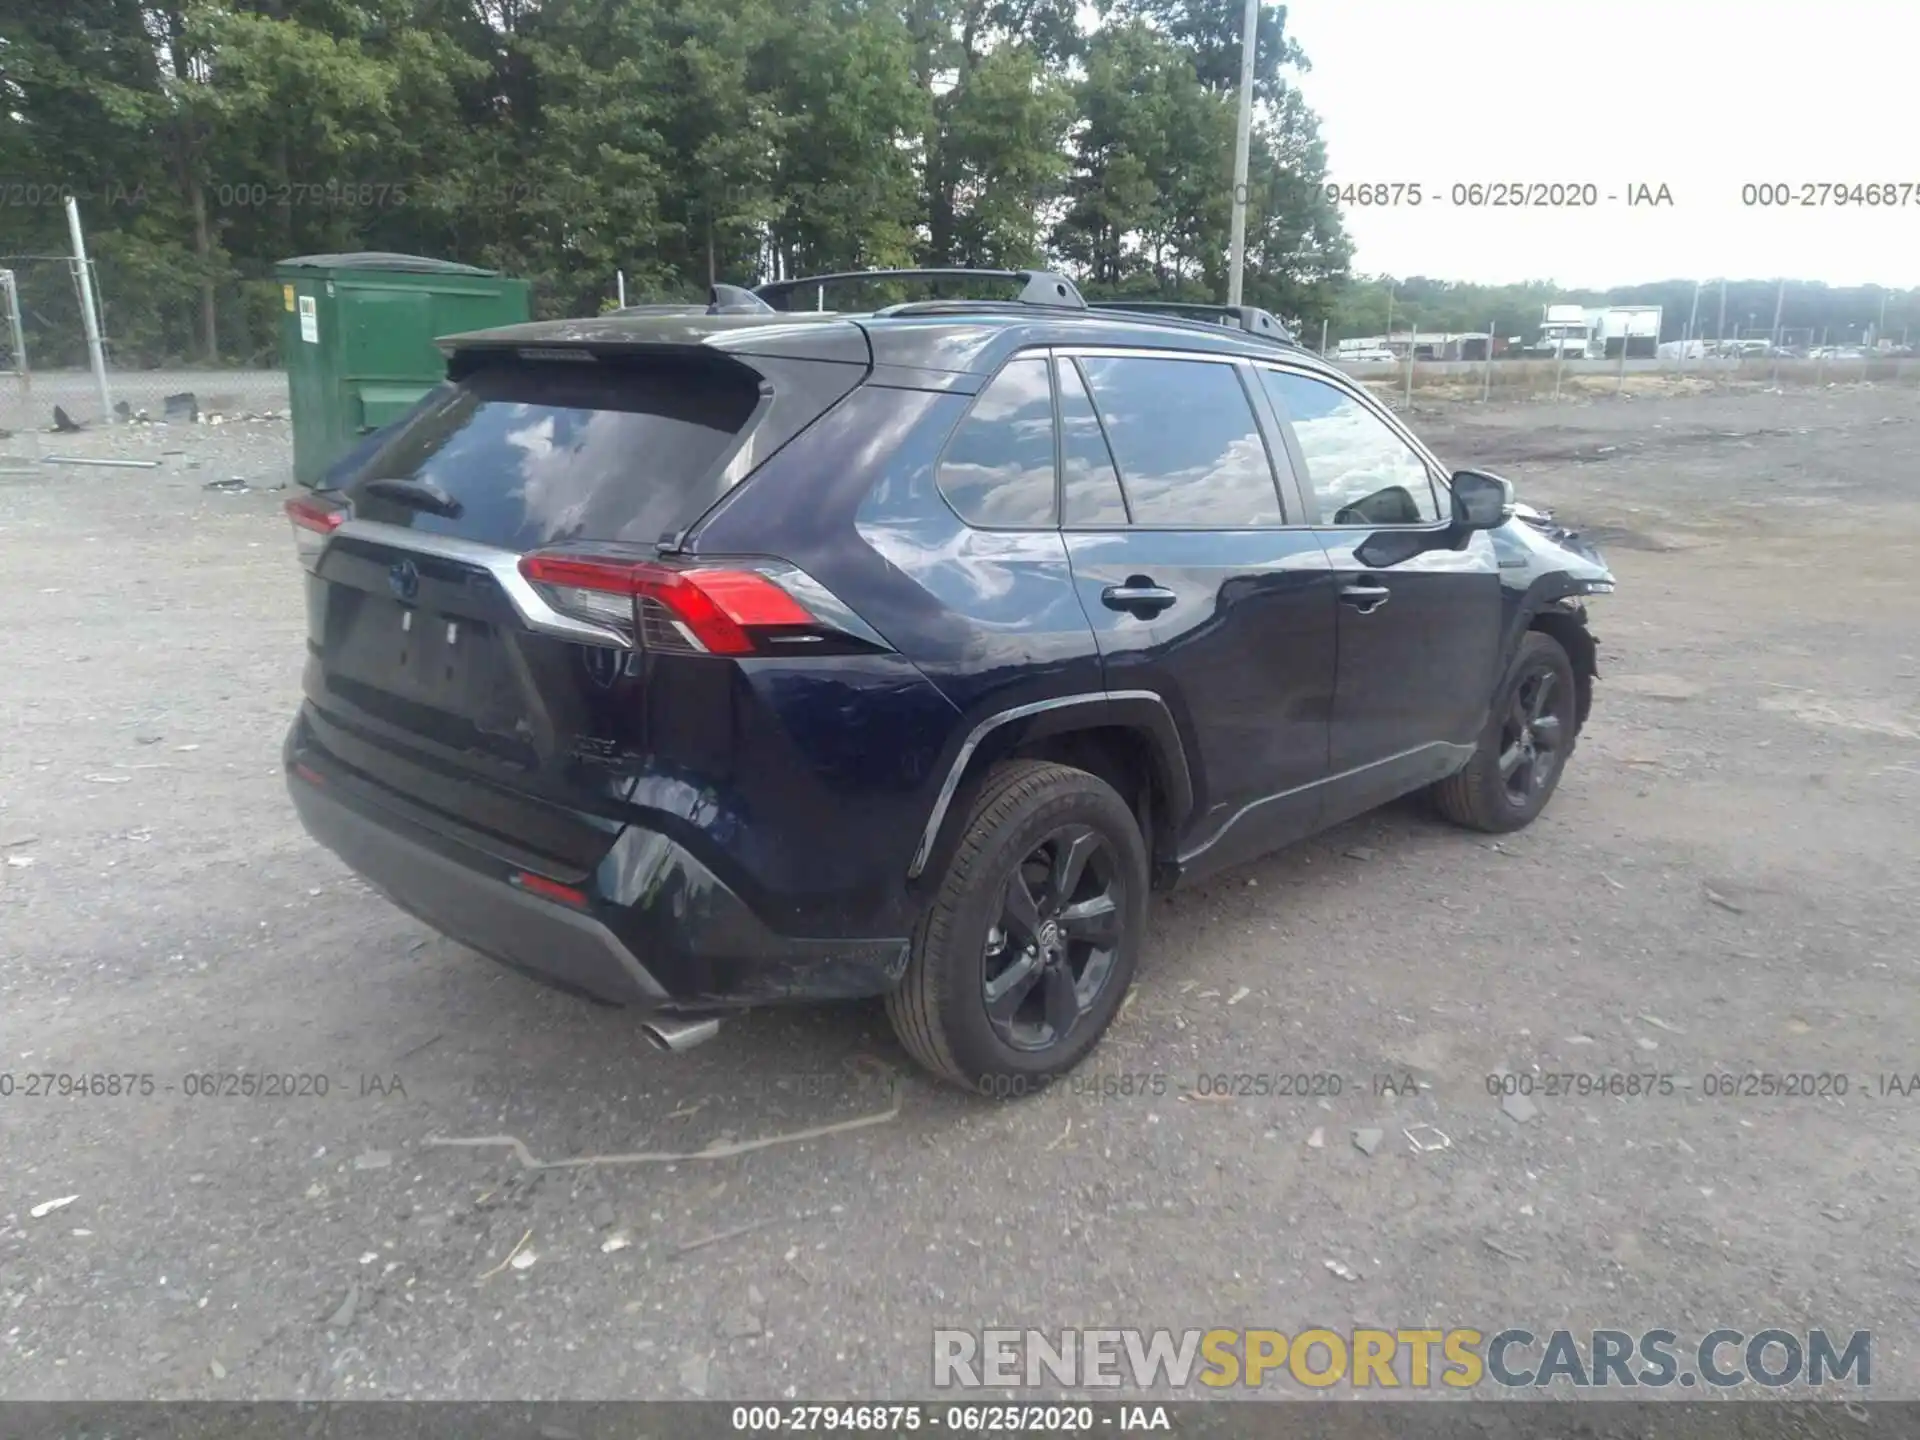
0 251 287 455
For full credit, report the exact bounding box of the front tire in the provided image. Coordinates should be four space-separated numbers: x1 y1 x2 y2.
1432 631 1579 833
886 761 1148 1095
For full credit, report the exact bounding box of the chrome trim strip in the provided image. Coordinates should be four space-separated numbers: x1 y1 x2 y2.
906 688 1177 880
328 518 634 649
1050 344 1243 364
1175 741 1471 867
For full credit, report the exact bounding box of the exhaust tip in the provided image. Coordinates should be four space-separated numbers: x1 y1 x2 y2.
641 1017 722 1053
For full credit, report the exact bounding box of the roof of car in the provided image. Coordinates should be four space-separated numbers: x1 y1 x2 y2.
440 307 1342 381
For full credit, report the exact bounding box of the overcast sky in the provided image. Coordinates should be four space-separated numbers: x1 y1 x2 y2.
1288 0 1920 287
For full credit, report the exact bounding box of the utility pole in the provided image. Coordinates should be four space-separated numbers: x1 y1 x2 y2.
1686 280 1703 369
64 197 113 424
1716 278 1728 346
1225 0 1259 307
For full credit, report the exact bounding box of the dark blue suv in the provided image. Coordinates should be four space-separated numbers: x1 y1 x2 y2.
283 270 1614 1091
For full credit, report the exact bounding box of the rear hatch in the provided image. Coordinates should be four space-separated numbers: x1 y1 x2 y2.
288 328 866 878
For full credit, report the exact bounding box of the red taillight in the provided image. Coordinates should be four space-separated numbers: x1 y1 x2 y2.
517 554 815 655
285 494 346 572
512 871 588 908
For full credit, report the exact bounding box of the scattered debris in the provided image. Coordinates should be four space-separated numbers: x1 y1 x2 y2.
590 1201 617 1231
353 1150 392 1171
1564 1034 1595 1045
84 774 131 784
52 405 82 433
135 734 163 746
1306 1127 1325 1149
325 1284 361 1329
164 392 199 423
1704 888 1746 914
1404 1124 1451 1153
1343 846 1376 861
1481 1236 1527 1261
675 1220 771 1257
5 855 34 869
114 401 132 422
1352 1127 1384 1156
1501 1092 1540 1124
1323 1258 1360 1282
42 455 160 469
1635 1037 1660 1052
1600 873 1626 890
1 836 37 849
209 1358 227 1381
478 1228 534 1280
203 477 250 493
29 1195 79 1219
1226 985 1251 1005
424 1070 901 1172
509 1248 538 1272
1639 1014 1684 1034
600 1231 632 1254
1045 1117 1073 1151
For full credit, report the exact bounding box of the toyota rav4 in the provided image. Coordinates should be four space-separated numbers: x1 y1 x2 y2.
282 269 1615 1092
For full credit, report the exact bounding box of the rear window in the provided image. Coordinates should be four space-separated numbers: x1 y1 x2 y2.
340 356 764 551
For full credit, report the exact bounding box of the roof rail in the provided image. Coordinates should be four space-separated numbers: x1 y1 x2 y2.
754 268 1086 312
1087 300 1295 344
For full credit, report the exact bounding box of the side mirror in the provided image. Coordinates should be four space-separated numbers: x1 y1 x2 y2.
1450 469 1516 532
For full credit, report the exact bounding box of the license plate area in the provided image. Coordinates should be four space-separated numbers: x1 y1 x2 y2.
334 595 508 717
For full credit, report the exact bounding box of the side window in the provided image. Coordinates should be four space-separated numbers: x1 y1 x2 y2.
1076 355 1283 527
1258 369 1442 525
935 356 1057 528
1056 358 1129 526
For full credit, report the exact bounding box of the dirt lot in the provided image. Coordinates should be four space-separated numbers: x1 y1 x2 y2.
2 382 1918 1404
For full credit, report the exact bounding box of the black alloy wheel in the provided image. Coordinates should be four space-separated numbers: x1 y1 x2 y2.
1498 664 1570 808
980 824 1125 1052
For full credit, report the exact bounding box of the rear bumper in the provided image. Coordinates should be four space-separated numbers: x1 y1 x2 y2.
285 728 911 1011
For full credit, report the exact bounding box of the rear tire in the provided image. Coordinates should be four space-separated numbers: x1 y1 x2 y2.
1432 631 1579 833
886 761 1147 1096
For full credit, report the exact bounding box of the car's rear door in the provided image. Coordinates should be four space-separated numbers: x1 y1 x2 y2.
1254 364 1502 816
1057 348 1338 872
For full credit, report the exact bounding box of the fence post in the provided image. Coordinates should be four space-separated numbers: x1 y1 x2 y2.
1 268 37 466
1482 319 1493 402
63 197 114 424
1319 317 1328 356
1404 328 1415 407
1554 341 1564 401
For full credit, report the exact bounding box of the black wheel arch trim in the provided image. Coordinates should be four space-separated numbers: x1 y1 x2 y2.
1503 586 1600 730
907 690 1195 879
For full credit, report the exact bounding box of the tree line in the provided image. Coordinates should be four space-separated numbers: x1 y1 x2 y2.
1325 276 1920 350
5 5 1912 371
2 0 1350 367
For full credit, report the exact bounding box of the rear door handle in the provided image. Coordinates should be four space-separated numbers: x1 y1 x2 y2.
1102 581 1178 618
1338 583 1391 615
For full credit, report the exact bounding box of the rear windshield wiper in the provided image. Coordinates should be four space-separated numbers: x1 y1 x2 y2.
361 477 464 519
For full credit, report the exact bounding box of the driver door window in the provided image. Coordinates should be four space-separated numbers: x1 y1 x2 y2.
1258 369 1442 525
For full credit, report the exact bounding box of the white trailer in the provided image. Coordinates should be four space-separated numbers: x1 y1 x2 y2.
1587 305 1663 359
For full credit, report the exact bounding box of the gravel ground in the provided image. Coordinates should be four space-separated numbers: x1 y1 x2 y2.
1 382 1918 1404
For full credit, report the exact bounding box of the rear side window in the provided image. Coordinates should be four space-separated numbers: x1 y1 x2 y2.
1076 356 1282 526
936 356 1058 528
341 357 763 550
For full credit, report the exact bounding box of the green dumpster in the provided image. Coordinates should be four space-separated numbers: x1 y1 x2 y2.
275 252 531 486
